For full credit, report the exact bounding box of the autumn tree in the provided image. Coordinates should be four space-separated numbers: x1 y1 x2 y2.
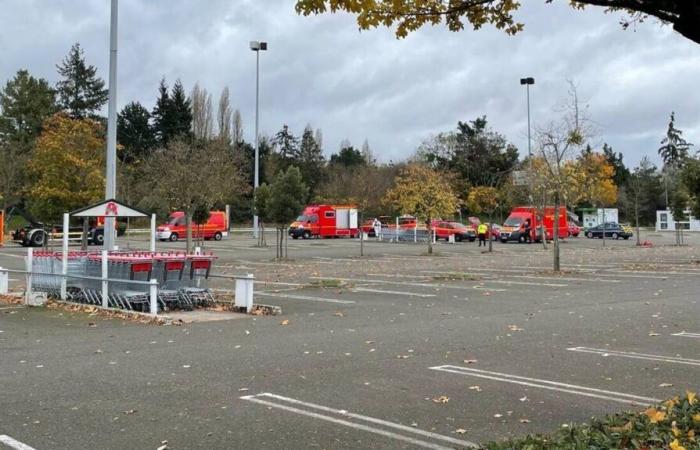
571 149 618 209
295 1 700 45
26 113 105 221
55 43 108 119
383 164 458 255
144 138 246 253
466 186 499 252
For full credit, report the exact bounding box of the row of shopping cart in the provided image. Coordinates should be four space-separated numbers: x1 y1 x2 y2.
30 251 217 312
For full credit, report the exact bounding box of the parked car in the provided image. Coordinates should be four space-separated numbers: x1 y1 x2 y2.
585 222 632 240
487 223 501 240
568 223 581 237
431 221 476 242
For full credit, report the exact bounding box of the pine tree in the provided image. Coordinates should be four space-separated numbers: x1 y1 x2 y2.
659 112 693 170
55 43 108 119
0 69 56 148
274 124 299 161
117 101 155 162
170 79 192 140
152 78 172 146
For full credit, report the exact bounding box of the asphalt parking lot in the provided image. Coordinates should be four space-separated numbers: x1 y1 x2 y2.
1 231 699 449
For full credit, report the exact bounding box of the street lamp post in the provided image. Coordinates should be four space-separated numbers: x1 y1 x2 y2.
104 0 119 251
250 41 267 240
519 77 535 158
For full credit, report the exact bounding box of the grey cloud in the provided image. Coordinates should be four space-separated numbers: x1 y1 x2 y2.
1 0 699 167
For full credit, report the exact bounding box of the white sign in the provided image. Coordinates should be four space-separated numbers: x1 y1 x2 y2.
71 199 148 218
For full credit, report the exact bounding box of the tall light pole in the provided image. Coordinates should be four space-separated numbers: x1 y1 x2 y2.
104 0 119 250
250 41 267 239
520 77 535 158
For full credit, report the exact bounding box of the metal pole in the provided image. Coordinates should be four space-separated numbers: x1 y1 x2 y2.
25 248 33 305
61 213 69 300
104 0 119 251
149 279 158 315
150 214 156 253
101 250 109 308
253 50 260 239
526 83 534 205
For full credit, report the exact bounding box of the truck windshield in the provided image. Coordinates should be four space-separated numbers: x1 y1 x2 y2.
296 215 317 223
504 217 523 227
167 216 185 226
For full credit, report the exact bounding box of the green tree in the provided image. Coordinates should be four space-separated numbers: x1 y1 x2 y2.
273 124 300 161
295 1 700 44
268 167 308 259
658 112 693 170
152 78 192 146
466 185 499 252
55 43 108 119
117 101 155 163
623 157 664 227
26 113 105 222
0 70 57 208
680 158 700 219
297 125 326 199
330 145 365 167
383 163 458 255
602 143 630 188
253 183 272 247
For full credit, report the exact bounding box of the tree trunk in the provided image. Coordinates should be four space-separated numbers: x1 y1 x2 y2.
186 212 193 254
553 194 561 272
284 227 288 259
540 192 548 249
635 200 641 246
487 221 493 253
427 218 433 255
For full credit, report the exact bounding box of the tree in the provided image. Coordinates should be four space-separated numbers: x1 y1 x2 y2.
658 112 693 170
466 186 499 252
273 124 299 161
602 143 630 188
295 1 700 45
268 167 308 259
0 70 56 147
191 83 213 141
152 78 192 146
571 150 618 209
680 158 700 219
297 125 326 198
55 43 108 119
192 203 211 248
361 139 374 165
0 70 57 208
26 113 105 222
117 101 155 162
383 164 458 255
418 117 519 191
669 187 689 245
623 157 664 228
144 138 246 253
217 87 233 145
534 83 590 271
330 145 365 167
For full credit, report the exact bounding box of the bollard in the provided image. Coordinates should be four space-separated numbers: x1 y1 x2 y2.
101 250 109 308
149 279 158 315
25 248 33 305
235 274 255 313
0 267 8 295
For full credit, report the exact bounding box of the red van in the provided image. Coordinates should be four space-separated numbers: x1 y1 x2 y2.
500 206 568 243
289 205 359 239
156 211 227 242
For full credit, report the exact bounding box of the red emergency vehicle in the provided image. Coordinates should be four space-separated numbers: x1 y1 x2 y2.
289 205 359 239
500 206 568 243
156 211 227 242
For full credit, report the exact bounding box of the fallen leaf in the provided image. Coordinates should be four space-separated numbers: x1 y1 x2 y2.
519 396 528 402
432 395 449 404
123 409 137 415
494 413 503 418
468 386 482 392
280 319 290 326
519 419 531 424
88 322 97 327
455 428 467 434
659 382 674 387
508 324 524 332
397 355 410 359
333 312 344 317
463 359 478 364
649 332 660 337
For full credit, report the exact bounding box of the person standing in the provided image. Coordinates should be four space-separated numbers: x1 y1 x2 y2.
523 219 532 244
373 218 382 241
477 222 487 247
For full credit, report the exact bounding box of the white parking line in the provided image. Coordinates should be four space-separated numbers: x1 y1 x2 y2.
567 347 700 367
595 273 669 280
420 272 567 287
507 275 620 284
241 393 478 449
256 292 355 304
352 287 436 298
672 332 700 339
429 365 659 406
0 435 37 450
0 306 25 311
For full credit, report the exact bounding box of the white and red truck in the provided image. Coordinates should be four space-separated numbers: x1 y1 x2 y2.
288 204 359 239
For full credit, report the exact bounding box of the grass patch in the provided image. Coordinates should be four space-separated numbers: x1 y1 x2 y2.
308 279 352 289
432 273 482 281
483 392 699 450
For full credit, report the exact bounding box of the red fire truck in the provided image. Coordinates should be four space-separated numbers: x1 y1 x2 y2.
500 206 568 243
289 205 359 239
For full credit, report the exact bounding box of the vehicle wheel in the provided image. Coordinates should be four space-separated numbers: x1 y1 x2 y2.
518 235 525 243
302 230 311 239
93 231 104 246
31 231 45 247
169 233 179 242
292 235 299 240
455 235 462 242
587 232 593 238
623 236 629 240
213 232 223 241
500 238 507 244
612 233 619 240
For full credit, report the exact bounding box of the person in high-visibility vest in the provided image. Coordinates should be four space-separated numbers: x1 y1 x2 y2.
477 223 488 247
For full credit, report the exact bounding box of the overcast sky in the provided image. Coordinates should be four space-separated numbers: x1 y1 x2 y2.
1 0 699 167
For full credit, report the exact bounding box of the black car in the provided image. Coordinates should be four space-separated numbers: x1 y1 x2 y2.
585 222 632 240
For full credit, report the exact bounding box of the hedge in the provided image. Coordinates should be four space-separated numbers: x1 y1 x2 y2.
483 392 699 450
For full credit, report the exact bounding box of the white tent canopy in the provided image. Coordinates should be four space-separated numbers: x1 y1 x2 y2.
70 198 148 218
